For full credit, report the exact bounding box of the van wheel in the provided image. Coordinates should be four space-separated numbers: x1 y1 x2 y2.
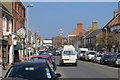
74 63 77 66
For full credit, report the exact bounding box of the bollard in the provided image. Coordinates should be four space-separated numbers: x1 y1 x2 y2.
0 64 2 78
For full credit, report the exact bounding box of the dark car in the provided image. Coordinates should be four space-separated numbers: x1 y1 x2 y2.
2 60 61 80
107 53 120 67
100 54 111 65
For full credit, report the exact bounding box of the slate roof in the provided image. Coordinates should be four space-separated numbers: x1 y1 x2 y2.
85 29 102 38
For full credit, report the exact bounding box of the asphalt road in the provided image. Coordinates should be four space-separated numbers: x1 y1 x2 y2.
1 56 119 80
54 56 119 79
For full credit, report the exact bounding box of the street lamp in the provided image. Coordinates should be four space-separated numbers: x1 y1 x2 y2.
26 4 33 60
104 28 107 51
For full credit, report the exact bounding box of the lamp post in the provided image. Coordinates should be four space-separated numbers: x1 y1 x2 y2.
104 28 107 51
60 28 63 47
26 4 33 60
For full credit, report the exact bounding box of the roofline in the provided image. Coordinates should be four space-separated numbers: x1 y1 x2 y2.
102 13 120 29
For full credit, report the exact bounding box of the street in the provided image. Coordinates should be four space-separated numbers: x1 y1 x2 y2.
54 56 119 78
1 56 119 80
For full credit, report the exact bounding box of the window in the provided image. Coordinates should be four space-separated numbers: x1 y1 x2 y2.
7 65 52 79
9 19 12 34
13 2 15 10
110 27 114 31
16 19 18 31
16 4 18 13
2 16 7 32
12 19 15 32
63 51 75 55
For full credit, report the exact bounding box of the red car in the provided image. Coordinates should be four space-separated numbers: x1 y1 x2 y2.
30 55 57 70
30 55 52 64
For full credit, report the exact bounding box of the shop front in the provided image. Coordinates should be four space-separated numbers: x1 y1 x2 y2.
2 40 8 69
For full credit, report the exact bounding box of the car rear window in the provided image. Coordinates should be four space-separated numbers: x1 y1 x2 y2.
97 55 102 57
89 52 96 55
81 51 86 53
117 55 120 59
63 51 75 55
6 64 52 80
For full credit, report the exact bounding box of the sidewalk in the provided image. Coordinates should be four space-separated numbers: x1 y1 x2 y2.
0 64 11 80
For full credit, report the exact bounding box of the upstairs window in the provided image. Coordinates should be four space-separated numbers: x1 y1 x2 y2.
2 16 7 32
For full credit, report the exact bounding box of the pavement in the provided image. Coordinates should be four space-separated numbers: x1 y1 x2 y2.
0 64 11 80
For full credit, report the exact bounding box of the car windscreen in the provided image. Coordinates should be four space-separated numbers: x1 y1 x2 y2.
63 51 75 55
117 55 120 59
6 64 53 80
97 54 102 57
81 51 86 54
102 54 110 58
89 52 96 55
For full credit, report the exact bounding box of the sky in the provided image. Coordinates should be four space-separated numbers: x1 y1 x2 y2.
23 2 118 39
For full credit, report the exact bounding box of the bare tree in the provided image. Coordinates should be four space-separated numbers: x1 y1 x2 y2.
96 31 119 51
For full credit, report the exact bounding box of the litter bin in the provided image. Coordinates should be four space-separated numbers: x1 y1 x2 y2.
0 64 2 78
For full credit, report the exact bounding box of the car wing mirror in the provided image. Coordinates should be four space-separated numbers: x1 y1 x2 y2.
55 73 61 78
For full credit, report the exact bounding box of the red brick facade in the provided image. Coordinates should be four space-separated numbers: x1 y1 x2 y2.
69 23 86 36
12 1 25 33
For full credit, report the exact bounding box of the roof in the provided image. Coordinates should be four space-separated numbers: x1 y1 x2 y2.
83 30 93 38
103 13 120 29
85 29 102 38
108 14 120 27
31 55 49 58
13 59 47 66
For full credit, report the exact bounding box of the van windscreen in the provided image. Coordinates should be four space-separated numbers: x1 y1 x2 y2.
63 51 75 55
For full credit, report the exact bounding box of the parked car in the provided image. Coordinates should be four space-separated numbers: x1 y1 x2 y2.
77 48 88 60
93 53 102 63
30 55 57 71
2 60 61 80
100 54 111 65
53 50 61 56
60 45 77 66
107 53 120 67
84 51 97 61
40 52 56 63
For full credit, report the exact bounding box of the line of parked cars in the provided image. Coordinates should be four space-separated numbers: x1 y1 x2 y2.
2 50 61 80
77 48 120 67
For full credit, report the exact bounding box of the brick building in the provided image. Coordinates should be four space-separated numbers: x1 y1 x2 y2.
102 10 120 52
0 2 13 67
68 23 86 48
0 0 26 66
10 1 25 63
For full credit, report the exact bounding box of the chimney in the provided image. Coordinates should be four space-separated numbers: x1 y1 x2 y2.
92 21 98 30
88 26 92 31
77 23 83 30
113 10 118 17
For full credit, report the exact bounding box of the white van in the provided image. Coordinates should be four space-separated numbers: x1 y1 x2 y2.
77 48 88 60
60 45 77 66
